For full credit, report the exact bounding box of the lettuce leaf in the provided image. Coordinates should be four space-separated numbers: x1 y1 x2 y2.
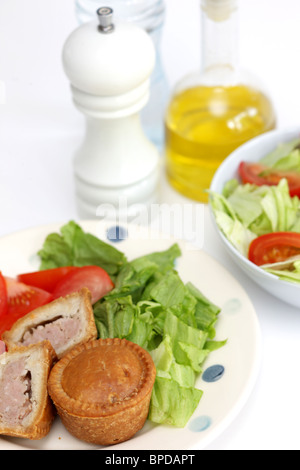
149 336 202 427
260 138 300 168
38 221 127 278
211 194 257 257
148 377 203 427
264 260 300 284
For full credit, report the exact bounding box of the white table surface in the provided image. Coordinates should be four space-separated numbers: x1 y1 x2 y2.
1 0 300 450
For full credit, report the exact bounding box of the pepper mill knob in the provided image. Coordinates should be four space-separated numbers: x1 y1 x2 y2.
97 6 114 33
62 7 160 219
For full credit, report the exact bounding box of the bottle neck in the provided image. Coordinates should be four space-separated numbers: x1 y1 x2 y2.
200 1 239 76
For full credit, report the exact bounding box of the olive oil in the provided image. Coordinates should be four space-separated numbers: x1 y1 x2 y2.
165 84 276 202
165 0 276 203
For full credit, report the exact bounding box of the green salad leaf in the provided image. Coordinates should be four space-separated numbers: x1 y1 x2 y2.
38 221 127 279
38 221 226 428
265 260 300 284
260 138 300 170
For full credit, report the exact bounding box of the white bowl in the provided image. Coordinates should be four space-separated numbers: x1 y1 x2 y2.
209 127 300 308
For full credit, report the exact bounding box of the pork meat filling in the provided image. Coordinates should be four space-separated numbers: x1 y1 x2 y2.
0 358 32 426
20 316 81 351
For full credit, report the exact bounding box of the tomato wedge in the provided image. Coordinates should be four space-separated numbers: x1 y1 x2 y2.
0 272 8 318
248 232 300 266
0 278 53 338
239 162 300 197
52 266 114 304
17 266 79 293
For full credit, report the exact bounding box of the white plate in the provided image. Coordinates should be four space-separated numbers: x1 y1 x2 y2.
0 221 261 450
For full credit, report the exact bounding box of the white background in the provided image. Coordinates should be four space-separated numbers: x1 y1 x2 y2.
0 0 300 234
0 0 300 450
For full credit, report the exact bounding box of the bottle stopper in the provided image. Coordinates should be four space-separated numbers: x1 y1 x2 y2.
202 0 238 22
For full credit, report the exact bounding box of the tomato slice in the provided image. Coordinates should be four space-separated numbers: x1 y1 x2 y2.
0 278 53 338
239 162 300 197
52 266 114 304
0 272 8 318
17 266 79 293
248 232 300 266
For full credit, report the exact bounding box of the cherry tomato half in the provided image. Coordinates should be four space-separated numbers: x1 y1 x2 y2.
239 162 300 198
52 265 114 304
248 232 300 266
17 266 79 293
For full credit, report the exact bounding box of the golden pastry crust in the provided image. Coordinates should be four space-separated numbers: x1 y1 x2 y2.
0 341 57 440
48 338 156 445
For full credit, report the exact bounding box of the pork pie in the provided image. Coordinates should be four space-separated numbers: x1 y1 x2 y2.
48 338 156 446
3 288 97 359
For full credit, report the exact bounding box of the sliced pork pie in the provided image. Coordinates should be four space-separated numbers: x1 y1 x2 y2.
0 341 56 440
2 288 97 359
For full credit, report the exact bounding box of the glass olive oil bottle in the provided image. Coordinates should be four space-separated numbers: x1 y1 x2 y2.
165 0 276 203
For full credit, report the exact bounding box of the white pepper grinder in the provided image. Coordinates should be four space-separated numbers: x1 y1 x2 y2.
63 7 160 219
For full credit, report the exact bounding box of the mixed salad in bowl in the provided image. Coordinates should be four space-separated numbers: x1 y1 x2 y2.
210 135 300 285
